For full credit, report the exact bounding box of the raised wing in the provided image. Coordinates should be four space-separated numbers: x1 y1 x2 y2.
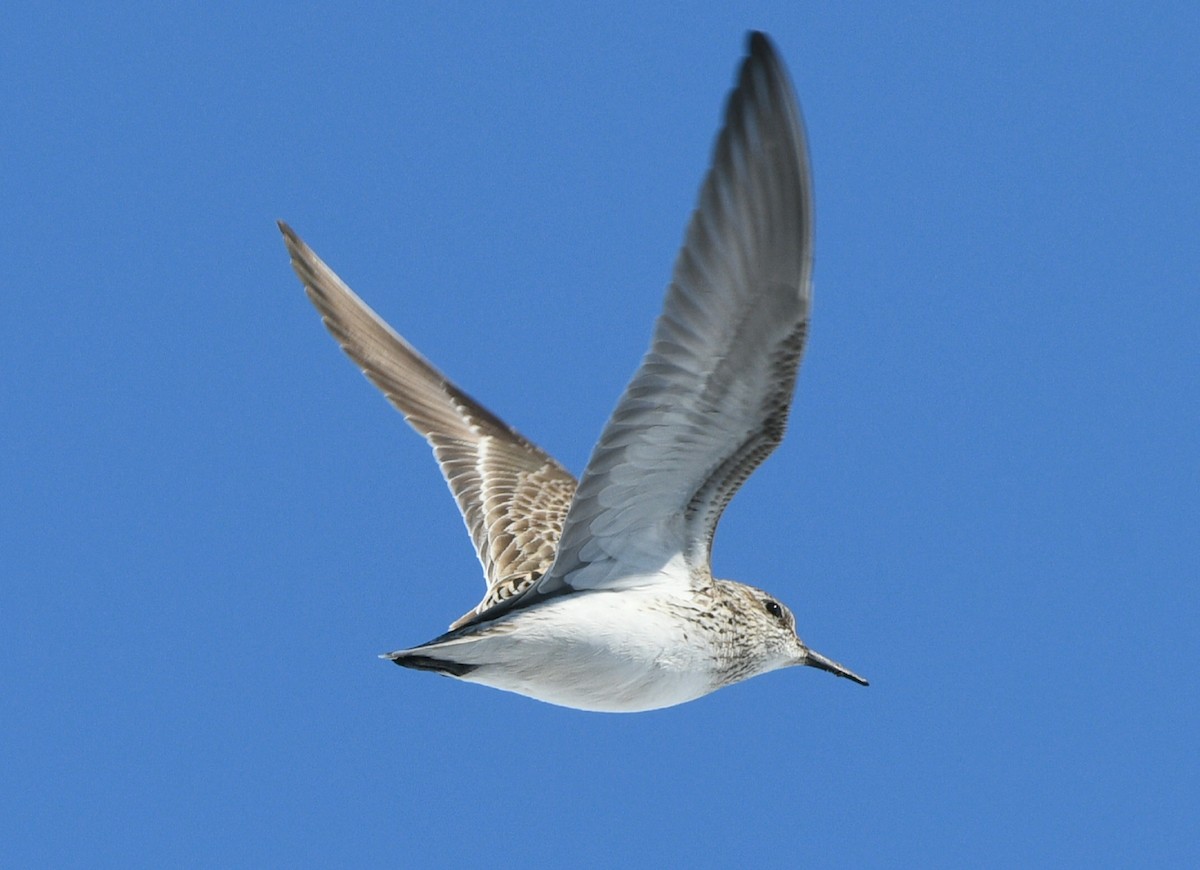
280 223 577 624
540 32 813 592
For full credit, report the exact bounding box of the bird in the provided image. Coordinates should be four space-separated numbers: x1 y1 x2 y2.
279 31 867 712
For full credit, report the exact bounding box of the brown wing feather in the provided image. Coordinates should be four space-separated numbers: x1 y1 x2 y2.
279 223 577 625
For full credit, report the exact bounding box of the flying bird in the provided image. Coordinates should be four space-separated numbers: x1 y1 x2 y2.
280 31 867 712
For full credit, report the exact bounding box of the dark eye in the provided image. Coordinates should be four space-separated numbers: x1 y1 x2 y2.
764 600 784 620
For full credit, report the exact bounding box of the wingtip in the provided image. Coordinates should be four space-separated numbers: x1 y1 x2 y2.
746 30 775 60
278 221 311 266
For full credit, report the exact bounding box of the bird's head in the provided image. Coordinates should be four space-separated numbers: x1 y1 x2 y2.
739 585 869 686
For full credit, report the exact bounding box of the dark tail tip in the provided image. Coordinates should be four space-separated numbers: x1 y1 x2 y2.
386 652 477 678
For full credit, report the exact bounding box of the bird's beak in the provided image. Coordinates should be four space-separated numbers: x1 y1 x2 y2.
803 648 869 686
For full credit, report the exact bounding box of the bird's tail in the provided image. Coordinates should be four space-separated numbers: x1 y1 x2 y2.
380 648 479 677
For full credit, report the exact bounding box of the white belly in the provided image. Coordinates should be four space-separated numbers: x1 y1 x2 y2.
449 588 718 713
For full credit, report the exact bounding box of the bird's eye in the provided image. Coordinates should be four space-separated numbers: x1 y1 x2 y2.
764 600 784 620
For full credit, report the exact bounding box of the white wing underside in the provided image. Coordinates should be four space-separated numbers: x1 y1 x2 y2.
535 32 813 596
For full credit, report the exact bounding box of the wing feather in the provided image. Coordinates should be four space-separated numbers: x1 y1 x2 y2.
538 32 813 593
279 223 576 623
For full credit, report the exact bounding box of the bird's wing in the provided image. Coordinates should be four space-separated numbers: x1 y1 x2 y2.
280 224 577 625
537 32 813 593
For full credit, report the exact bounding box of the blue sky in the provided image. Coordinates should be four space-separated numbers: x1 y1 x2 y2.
4 3 1197 866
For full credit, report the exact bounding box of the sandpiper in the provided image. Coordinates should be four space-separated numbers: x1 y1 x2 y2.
281 31 867 712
